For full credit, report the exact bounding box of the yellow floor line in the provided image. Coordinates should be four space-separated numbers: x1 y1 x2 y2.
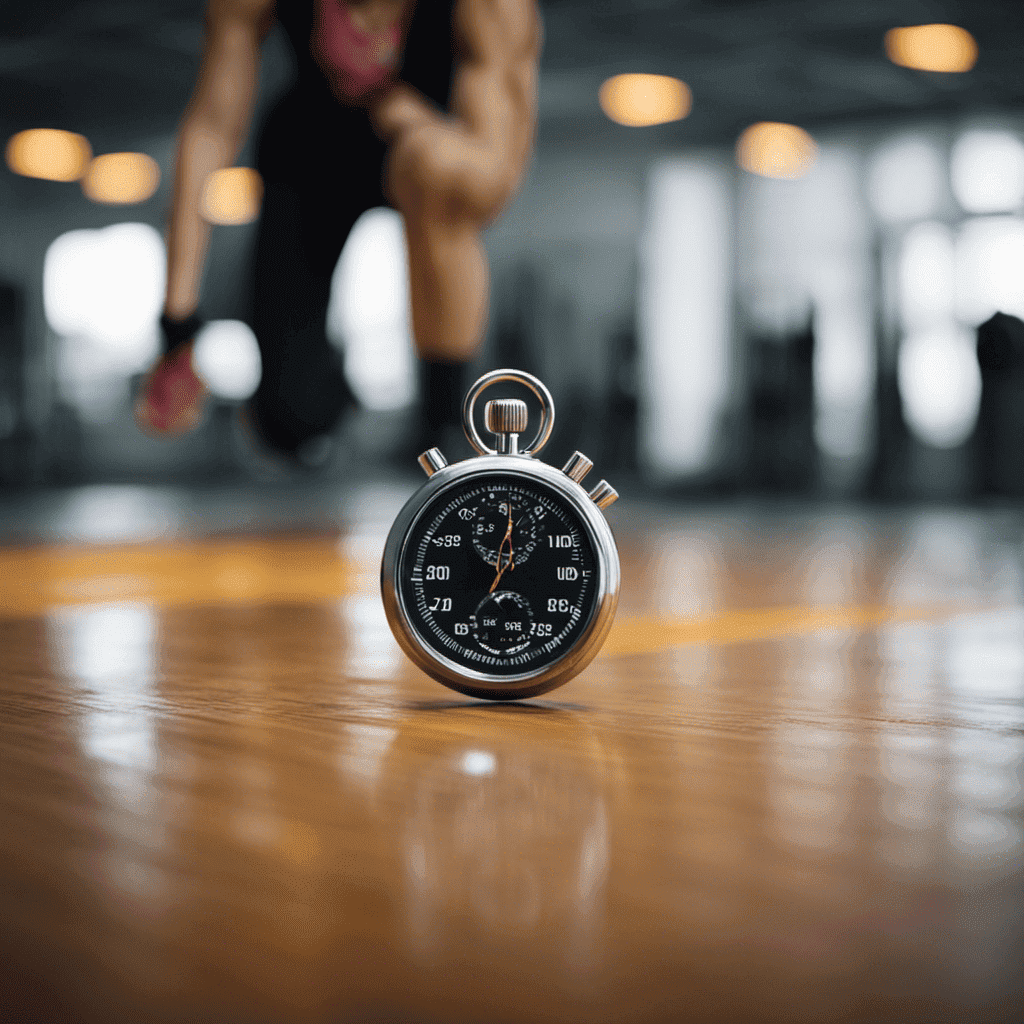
0 540 979 655
601 603 964 655
0 538 360 617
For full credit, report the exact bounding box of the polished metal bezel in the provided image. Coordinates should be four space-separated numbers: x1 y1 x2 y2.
380 455 620 700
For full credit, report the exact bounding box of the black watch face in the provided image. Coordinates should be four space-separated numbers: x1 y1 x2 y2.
398 472 600 677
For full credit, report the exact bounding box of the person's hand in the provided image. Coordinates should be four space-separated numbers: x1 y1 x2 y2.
134 342 207 437
370 82 436 142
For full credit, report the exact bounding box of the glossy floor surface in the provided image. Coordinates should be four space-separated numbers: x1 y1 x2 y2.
1 484 1022 1023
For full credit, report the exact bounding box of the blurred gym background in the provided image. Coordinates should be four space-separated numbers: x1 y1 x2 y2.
2 0 1023 502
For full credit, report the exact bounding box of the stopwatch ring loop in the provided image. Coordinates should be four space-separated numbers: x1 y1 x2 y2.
462 369 555 457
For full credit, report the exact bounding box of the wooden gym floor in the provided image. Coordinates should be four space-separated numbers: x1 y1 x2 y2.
1 484 1021 1023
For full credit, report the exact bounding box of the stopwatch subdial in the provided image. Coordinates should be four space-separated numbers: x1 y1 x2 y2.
471 591 535 656
471 492 542 570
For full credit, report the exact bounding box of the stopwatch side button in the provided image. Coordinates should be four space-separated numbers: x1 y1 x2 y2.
561 450 593 483
418 448 448 477
588 479 618 509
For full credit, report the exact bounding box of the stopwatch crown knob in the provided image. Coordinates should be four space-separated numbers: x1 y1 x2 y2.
485 398 528 434
485 399 528 454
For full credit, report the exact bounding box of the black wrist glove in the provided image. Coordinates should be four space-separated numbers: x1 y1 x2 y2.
159 312 205 356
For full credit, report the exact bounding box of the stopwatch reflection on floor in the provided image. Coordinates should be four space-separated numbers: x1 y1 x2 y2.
381 369 620 700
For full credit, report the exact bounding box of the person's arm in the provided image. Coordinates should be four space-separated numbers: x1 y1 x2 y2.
371 0 541 217
449 0 542 170
164 0 274 319
372 0 541 364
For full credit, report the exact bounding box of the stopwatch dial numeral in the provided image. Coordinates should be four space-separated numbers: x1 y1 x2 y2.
399 475 598 678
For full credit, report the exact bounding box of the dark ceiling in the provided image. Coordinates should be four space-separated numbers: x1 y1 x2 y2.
1 0 1023 150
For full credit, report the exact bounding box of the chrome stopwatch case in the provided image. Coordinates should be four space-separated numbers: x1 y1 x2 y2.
381 369 620 701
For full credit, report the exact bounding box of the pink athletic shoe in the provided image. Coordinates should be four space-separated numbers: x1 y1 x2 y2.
134 344 207 437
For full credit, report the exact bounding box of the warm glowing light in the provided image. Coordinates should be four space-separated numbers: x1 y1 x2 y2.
201 167 263 225
885 24 977 73
736 122 817 180
82 152 160 205
951 130 1024 214
599 74 691 127
5 128 92 181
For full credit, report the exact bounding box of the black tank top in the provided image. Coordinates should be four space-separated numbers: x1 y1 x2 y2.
275 0 456 110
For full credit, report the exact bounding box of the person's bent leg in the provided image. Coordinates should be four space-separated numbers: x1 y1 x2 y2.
405 216 489 362
373 0 540 445
387 122 518 447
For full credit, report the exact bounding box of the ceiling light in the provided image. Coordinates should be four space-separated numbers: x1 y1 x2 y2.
82 152 161 205
5 128 92 182
885 24 977 73
736 122 817 180
599 74 691 127
201 167 263 225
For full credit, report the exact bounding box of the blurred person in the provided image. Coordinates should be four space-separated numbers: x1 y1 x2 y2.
975 311 1024 496
135 0 541 464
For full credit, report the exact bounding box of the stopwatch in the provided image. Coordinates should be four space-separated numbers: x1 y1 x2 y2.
380 369 620 700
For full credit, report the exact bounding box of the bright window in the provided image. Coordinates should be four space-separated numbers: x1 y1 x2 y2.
327 208 415 411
